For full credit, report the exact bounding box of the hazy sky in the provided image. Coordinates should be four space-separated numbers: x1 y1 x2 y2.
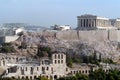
0 0 120 28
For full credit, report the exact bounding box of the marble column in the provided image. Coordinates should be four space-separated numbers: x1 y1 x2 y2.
81 19 82 27
80 19 81 27
94 19 96 27
90 19 92 27
97 19 99 27
93 19 95 27
83 19 85 27
86 19 88 27
85 19 86 27
82 19 84 27
81 19 83 27
92 19 94 27
91 19 93 27
88 19 91 27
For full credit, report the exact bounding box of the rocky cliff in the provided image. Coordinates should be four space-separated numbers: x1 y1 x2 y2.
10 30 120 63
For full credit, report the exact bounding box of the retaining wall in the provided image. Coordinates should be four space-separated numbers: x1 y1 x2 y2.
109 30 120 42
54 30 120 42
56 30 79 41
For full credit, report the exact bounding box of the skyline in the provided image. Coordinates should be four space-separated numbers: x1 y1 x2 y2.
0 0 120 28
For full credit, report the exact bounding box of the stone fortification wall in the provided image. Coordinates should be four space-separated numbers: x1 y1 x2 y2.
55 30 108 42
56 30 79 41
109 30 120 42
41 30 56 37
3 30 120 44
78 30 108 42
50 30 120 42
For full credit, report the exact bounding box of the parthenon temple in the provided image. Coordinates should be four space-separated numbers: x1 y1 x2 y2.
77 14 120 30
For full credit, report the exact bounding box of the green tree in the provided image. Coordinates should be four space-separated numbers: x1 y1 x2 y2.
0 44 15 53
66 55 73 68
37 46 52 58
36 76 49 80
76 74 89 80
89 68 106 80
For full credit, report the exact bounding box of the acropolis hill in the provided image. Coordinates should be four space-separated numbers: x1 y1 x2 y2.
1 15 120 62
1 15 120 80
11 30 120 62
16 13 120 63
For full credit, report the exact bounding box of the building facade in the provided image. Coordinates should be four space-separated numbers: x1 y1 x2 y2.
77 14 120 30
0 53 110 80
0 53 69 80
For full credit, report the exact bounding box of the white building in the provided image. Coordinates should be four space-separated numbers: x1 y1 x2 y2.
0 36 19 43
13 27 24 35
51 25 71 31
0 27 24 44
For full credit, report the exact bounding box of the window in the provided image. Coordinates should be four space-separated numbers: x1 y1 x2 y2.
55 60 57 64
82 70 84 74
22 76 24 79
31 67 34 74
61 55 63 59
79 70 81 74
55 55 57 59
47 67 49 70
26 76 28 79
30 76 32 79
34 76 37 79
74 71 76 74
26 67 27 71
3 61 5 66
58 55 60 59
42 67 45 74
61 60 63 63
58 60 60 64
21 68 24 75
42 67 45 71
